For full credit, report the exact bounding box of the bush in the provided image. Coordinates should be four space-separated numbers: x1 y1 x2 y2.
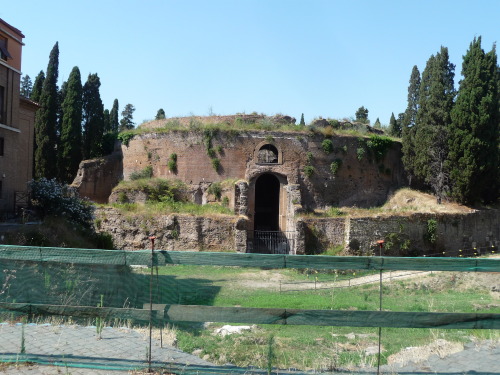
117 132 134 146
330 159 342 175
321 139 334 153
208 182 222 200
356 147 365 161
130 165 153 180
28 178 94 229
168 153 177 173
211 158 221 172
303 165 315 178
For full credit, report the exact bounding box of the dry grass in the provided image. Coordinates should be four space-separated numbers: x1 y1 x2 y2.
341 188 474 217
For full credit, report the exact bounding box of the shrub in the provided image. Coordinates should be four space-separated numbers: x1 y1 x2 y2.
208 182 222 200
168 153 178 173
306 152 313 164
222 196 229 207
321 139 334 153
330 159 342 175
117 132 134 146
28 178 94 229
356 147 365 161
211 158 221 172
207 148 216 158
130 165 153 180
425 219 438 244
366 134 393 162
303 165 315 178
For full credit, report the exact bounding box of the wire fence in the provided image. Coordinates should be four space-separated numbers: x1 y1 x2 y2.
0 245 499 374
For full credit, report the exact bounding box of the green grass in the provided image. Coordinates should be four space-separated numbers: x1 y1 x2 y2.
137 265 499 370
111 200 234 216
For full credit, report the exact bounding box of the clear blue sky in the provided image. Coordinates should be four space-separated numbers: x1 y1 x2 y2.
2 0 499 126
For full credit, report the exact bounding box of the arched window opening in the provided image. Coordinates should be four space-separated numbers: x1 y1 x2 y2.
257 144 279 164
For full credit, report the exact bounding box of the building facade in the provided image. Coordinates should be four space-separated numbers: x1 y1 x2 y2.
0 18 37 215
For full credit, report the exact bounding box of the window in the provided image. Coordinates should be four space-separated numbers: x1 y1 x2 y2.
0 86 4 124
0 37 11 60
257 144 279 164
0 137 4 156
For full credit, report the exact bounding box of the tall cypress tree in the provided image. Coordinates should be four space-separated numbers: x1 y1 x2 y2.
30 71 45 102
413 46 455 195
109 99 119 133
299 113 305 126
59 66 83 183
402 65 421 184
82 73 105 159
448 37 499 203
34 42 59 179
388 112 398 136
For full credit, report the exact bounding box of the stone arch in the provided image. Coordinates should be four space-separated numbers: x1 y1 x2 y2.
254 141 283 164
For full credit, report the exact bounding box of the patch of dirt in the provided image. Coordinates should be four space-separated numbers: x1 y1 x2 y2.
387 339 464 366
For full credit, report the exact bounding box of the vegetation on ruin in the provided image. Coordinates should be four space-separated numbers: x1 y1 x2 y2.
110 178 234 216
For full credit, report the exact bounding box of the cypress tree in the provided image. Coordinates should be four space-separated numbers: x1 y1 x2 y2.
373 117 381 129
448 37 499 203
82 73 105 159
109 99 119 133
402 66 421 183
155 108 166 120
103 109 111 132
413 46 455 196
388 112 399 136
30 71 45 102
59 66 83 183
34 42 59 179
20 75 33 98
299 113 305 126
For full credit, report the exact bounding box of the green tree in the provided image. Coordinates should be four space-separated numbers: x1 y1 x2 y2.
388 112 400 136
82 73 105 159
59 66 83 183
448 37 499 203
30 71 45 102
103 109 111 132
402 65 421 184
35 42 59 179
109 99 119 133
120 103 135 131
299 113 305 126
413 46 455 196
355 106 369 123
20 75 33 98
373 117 381 129
155 108 166 120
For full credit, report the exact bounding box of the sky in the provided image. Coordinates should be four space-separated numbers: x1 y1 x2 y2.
1 0 499 126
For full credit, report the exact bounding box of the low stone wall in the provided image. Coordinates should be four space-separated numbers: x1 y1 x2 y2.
96 207 247 252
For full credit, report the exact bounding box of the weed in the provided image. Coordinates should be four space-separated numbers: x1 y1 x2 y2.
208 182 222 200
265 135 274 143
167 153 178 173
96 294 104 339
356 147 365 161
117 132 134 146
303 165 315 178
211 158 221 172
425 219 438 244
306 152 313 164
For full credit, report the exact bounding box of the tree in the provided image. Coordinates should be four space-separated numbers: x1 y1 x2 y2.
35 42 59 179
82 73 105 159
120 104 135 131
388 113 400 136
103 109 111 132
448 37 499 204
30 71 45 102
402 65 421 184
373 117 381 129
355 106 369 123
299 113 305 126
58 66 83 183
20 75 33 98
412 46 455 197
155 108 166 120
109 99 119 133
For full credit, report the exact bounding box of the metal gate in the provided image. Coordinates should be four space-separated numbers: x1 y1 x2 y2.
247 230 296 254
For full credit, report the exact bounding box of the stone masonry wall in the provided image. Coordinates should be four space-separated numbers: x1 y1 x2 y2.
96 207 247 252
119 130 406 209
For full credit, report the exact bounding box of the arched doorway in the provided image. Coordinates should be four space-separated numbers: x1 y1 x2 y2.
254 173 280 231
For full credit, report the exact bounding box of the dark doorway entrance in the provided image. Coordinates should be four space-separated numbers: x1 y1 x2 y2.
254 173 280 231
